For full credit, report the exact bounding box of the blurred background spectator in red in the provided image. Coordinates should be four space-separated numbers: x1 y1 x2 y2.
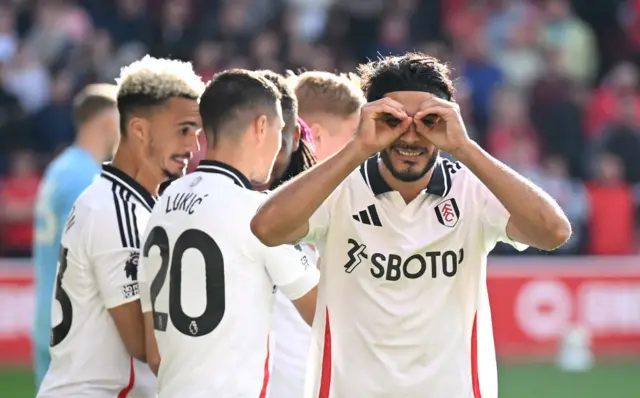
0 150 40 257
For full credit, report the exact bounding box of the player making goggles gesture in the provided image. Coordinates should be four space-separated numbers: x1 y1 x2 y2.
252 52 570 398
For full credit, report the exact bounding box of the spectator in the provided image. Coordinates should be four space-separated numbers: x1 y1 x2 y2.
529 48 584 176
486 86 540 174
591 97 640 184
2 44 50 114
494 19 543 89
369 13 411 58
22 1 72 67
585 62 640 139
484 0 536 59
193 41 223 82
150 0 198 61
30 69 75 157
0 150 41 257
525 155 589 254
0 3 18 63
105 0 152 46
458 33 504 136
586 153 636 255
0 80 28 171
538 0 598 85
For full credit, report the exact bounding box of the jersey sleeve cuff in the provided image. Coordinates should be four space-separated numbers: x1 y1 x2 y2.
103 282 141 309
139 280 152 313
278 267 320 301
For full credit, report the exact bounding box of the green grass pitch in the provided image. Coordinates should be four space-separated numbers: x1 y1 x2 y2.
1 360 639 397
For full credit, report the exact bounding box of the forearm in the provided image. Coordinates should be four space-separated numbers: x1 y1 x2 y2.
453 142 571 248
252 140 368 246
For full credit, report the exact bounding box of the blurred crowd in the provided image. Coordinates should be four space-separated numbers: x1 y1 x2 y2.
1 0 640 257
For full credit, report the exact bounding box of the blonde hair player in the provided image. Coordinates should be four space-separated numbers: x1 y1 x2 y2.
288 71 365 160
38 56 203 398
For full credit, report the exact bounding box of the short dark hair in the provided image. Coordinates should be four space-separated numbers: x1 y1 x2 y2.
73 84 117 128
270 140 316 190
358 52 455 102
256 70 298 136
116 56 205 136
199 69 282 147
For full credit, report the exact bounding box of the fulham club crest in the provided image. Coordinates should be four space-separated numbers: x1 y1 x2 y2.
435 198 460 227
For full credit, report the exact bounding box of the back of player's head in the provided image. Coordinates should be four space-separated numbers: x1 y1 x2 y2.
256 70 298 136
73 84 118 129
358 52 455 102
116 55 205 136
289 71 365 119
287 71 364 161
199 69 282 147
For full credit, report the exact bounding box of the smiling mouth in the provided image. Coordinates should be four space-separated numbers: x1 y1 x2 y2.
171 155 190 167
393 148 425 157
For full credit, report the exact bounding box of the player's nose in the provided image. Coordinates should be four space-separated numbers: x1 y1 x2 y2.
399 123 420 144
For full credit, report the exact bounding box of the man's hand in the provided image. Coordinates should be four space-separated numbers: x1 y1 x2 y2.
414 95 472 155
355 97 413 156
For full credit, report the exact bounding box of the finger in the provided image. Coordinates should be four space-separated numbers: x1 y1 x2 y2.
396 116 413 131
364 97 407 116
415 96 457 119
364 103 407 120
414 105 456 122
376 96 407 113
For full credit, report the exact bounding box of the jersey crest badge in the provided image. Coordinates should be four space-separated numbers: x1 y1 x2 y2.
124 252 139 281
190 175 202 187
435 198 460 228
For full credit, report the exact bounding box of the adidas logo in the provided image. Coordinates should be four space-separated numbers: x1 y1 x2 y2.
352 204 382 227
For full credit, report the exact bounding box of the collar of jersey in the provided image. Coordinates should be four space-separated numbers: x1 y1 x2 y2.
195 160 253 190
101 163 157 210
360 154 446 197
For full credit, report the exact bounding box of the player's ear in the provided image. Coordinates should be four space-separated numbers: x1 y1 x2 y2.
126 117 148 143
292 123 301 152
310 122 323 146
254 114 268 145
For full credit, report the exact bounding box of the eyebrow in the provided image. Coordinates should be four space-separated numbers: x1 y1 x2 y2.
178 121 199 127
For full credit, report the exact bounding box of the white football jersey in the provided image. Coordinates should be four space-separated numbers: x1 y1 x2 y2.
302 156 527 398
138 160 319 398
38 164 157 398
269 244 318 398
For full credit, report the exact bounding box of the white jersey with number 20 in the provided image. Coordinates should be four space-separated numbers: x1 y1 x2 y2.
139 160 319 398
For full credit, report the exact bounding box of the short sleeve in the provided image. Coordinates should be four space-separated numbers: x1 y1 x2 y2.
93 248 141 308
263 243 319 300
477 180 528 251
87 209 142 309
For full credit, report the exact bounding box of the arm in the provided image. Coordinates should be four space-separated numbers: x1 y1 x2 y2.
93 248 146 361
453 142 571 250
139 254 159 374
252 97 412 246
143 312 160 375
251 141 368 246
264 243 320 325
415 95 571 251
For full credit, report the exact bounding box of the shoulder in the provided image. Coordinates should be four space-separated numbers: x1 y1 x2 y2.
160 173 263 221
77 177 145 249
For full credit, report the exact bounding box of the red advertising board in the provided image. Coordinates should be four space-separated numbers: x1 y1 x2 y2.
0 262 34 366
489 257 640 358
0 257 639 365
